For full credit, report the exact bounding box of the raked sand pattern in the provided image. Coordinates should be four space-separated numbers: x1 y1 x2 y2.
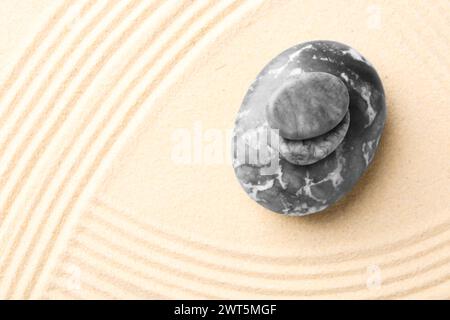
0 0 449 299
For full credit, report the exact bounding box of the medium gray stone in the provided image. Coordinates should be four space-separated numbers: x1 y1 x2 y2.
232 40 386 216
274 111 350 166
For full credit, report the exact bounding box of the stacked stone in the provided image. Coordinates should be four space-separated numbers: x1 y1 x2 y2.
266 72 350 166
232 41 386 216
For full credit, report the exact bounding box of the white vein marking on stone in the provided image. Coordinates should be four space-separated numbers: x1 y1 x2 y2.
242 179 274 201
291 147 346 214
360 86 376 128
288 44 313 62
289 203 328 216
343 48 371 66
328 161 345 187
273 159 287 189
362 136 380 166
315 146 346 188
267 64 287 78
340 72 349 82
268 44 314 78
296 173 326 203
343 76 377 128
362 141 373 166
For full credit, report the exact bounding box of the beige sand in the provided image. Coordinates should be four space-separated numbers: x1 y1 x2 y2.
0 0 449 299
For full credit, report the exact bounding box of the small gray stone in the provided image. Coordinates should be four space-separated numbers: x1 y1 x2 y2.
266 72 349 140
232 41 386 216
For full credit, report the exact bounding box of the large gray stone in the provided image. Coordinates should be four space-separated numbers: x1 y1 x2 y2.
232 40 386 216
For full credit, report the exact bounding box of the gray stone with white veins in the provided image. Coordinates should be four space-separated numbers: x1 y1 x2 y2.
232 40 386 215
273 111 350 166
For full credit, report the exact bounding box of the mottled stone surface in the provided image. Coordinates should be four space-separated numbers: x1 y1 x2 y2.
232 41 386 216
274 111 350 166
266 72 349 140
